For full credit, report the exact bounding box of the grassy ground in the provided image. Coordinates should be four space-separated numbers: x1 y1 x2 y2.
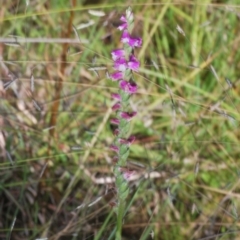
1 0 240 239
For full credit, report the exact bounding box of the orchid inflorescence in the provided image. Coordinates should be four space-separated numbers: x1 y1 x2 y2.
109 7 141 206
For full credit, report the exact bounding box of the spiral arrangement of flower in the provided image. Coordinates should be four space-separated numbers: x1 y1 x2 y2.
108 7 142 239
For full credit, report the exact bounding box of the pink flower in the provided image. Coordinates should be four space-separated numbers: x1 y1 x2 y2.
111 93 121 101
117 15 129 31
110 71 123 81
114 58 128 72
108 9 140 176
123 170 136 180
119 136 136 145
128 55 140 71
111 49 125 61
121 31 142 48
119 167 136 181
111 118 120 125
112 102 121 111
120 15 127 22
119 80 137 94
118 22 128 31
110 145 119 153
121 31 131 44
129 37 142 47
120 111 137 121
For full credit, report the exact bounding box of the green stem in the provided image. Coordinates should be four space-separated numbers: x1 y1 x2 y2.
116 199 125 240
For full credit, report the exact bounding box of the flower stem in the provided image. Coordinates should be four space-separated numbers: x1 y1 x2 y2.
108 7 142 239
116 199 125 240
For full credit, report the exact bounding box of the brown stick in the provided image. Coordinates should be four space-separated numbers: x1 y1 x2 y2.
40 0 77 192
49 0 76 138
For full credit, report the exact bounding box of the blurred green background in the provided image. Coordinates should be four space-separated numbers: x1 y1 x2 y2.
0 0 240 239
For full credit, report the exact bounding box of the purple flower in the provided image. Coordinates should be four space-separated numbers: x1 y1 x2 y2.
118 22 128 31
111 118 120 125
110 71 123 81
129 37 142 47
117 15 128 31
128 55 140 71
111 93 121 101
123 169 136 180
109 9 141 178
111 49 125 61
121 31 142 48
119 80 137 94
120 15 127 21
120 111 137 121
112 102 121 111
119 136 136 145
121 31 131 44
119 167 136 181
114 58 128 72
110 145 119 153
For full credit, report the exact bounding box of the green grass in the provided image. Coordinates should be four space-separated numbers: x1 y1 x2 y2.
1 0 240 239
